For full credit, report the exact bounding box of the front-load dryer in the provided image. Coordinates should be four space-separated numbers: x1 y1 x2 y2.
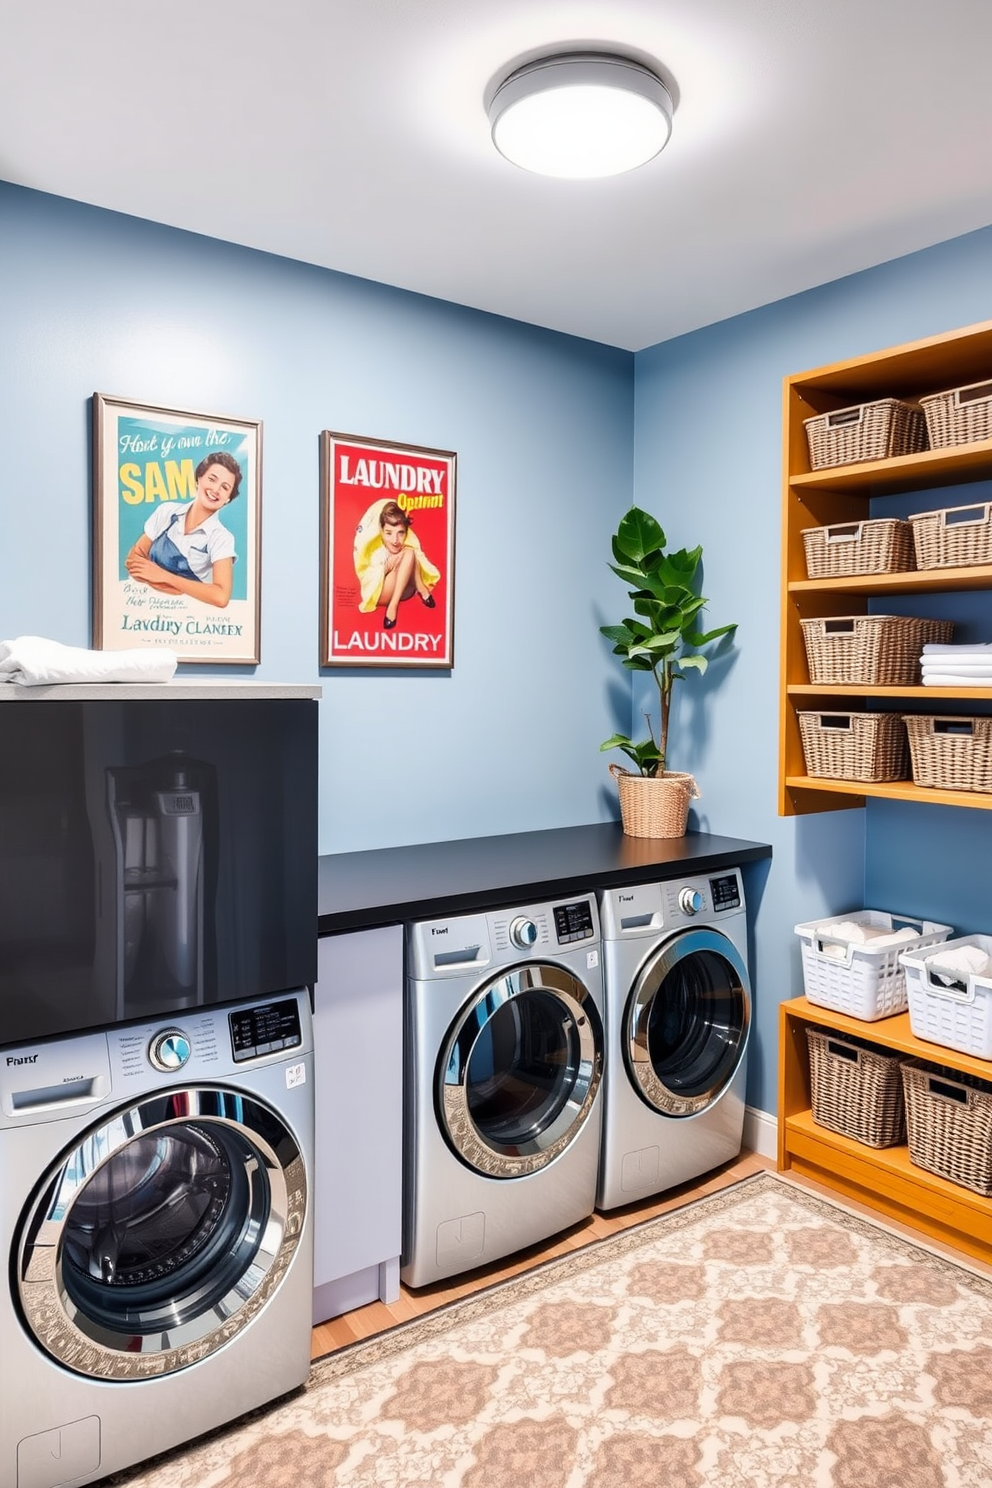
403 894 605 1288
597 869 751 1212
0 990 315 1488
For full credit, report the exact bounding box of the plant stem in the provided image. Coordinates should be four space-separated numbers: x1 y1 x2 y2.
657 662 670 777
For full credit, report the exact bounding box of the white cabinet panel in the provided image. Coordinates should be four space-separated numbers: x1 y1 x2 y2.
312 925 403 1323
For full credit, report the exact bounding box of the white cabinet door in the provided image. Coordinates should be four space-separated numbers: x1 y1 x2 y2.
312 925 403 1319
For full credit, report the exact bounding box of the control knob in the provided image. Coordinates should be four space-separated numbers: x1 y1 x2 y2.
678 886 705 916
509 916 539 949
149 1028 192 1072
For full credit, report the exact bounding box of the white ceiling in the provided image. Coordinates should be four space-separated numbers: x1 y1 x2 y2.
3 0 991 351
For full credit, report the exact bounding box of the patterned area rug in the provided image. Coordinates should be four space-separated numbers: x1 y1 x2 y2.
108 1172 992 1488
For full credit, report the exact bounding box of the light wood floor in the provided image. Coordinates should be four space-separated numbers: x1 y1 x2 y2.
311 1148 772 1360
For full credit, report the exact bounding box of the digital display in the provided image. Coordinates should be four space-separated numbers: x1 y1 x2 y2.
553 900 595 944
229 998 303 1061
709 874 741 911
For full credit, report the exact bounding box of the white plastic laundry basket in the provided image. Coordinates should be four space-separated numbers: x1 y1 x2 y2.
900 935 992 1058
795 911 953 1021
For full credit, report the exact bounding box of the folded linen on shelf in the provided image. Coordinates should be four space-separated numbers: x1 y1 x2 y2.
922 643 992 658
921 663 992 674
920 643 992 687
0 635 178 687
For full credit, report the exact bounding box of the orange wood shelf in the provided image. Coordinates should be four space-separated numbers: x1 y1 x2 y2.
778 318 992 816
778 997 992 1267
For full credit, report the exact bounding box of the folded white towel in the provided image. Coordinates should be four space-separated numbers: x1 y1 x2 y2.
0 636 177 687
921 658 992 672
922 642 992 656
922 673 992 687
926 944 992 984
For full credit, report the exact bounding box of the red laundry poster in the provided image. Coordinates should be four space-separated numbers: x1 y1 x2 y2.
320 431 456 668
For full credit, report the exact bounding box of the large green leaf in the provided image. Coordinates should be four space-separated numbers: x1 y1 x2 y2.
666 545 703 576
614 507 665 564
686 621 738 645
599 623 634 644
607 560 648 590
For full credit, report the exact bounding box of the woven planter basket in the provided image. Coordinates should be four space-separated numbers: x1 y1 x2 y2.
609 764 700 839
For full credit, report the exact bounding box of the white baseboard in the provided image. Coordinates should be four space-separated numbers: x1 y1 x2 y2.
743 1105 776 1160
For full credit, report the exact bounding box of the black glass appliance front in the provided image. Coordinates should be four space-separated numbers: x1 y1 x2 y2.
0 698 317 1046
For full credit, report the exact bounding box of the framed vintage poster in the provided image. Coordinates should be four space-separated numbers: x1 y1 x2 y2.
320 431 456 668
92 394 262 664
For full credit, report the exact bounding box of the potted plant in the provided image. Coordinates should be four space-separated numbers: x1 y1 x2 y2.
600 505 737 837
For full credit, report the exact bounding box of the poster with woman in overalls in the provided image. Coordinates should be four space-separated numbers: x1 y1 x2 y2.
93 394 262 664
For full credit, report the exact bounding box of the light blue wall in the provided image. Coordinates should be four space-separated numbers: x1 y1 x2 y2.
0 183 634 852
633 224 992 1111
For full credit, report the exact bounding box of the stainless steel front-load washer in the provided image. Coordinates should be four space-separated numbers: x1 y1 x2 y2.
0 991 315 1488
403 894 605 1288
597 869 751 1211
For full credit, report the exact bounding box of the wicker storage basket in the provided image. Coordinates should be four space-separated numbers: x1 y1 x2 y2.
919 379 992 449
903 715 992 793
803 399 927 470
801 615 953 686
797 711 908 782
802 519 915 579
609 764 700 838
900 934 992 1057
909 502 992 570
807 1028 906 1147
902 1059 992 1195
796 910 952 1021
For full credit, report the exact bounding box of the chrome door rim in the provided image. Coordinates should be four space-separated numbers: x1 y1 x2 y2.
626 929 750 1117
438 962 603 1178
16 1085 307 1380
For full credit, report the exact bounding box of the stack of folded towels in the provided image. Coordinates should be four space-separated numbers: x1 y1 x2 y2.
921 641 992 688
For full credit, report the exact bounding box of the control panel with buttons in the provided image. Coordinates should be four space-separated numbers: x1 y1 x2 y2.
553 899 596 944
229 998 304 1063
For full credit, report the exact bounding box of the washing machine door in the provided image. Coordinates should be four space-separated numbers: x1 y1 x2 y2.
625 927 750 1117
438 962 603 1178
15 1085 307 1380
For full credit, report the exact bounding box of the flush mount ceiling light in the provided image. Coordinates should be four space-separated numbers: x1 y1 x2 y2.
488 52 674 180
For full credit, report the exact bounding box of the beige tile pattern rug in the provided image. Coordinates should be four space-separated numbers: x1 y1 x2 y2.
107 1172 992 1488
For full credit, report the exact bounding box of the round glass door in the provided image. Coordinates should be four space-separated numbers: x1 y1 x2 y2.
438 963 603 1178
16 1086 307 1380
625 929 750 1117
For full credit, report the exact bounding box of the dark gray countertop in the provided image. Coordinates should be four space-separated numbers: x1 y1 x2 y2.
318 823 772 934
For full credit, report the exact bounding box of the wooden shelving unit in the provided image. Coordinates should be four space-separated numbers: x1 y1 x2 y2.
779 997 992 1265
779 318 992 816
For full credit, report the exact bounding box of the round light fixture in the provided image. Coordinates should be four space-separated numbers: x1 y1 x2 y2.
488 53 674 180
